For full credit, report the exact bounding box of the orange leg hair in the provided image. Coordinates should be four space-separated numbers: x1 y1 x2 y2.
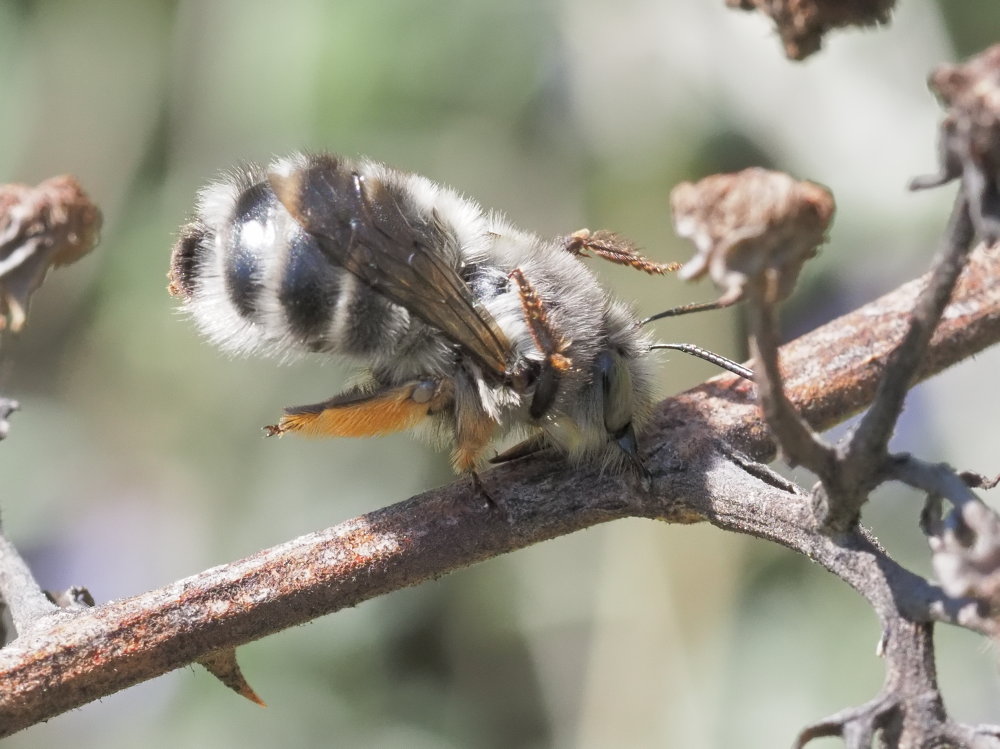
267 378 496 475
266 380 451 439
451 404 497 473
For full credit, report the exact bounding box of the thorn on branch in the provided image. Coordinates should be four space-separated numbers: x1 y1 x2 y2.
0 175 101 334
197 648 266 707
724 0 895 61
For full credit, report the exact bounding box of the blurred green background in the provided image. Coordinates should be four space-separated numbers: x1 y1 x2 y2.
2 1 999 747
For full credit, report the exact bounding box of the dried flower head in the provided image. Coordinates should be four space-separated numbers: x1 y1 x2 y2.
726 0 894 61
671 168 834 306
911 44 1000 244
929 500 1000 609
0 175 101 332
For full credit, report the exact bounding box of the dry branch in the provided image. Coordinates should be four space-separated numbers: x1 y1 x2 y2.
0 243 998 738
0 532 59 643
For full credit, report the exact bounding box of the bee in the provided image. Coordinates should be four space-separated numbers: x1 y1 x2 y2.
169 153 743 479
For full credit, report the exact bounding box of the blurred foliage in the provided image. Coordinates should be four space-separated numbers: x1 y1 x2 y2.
0 2 998 748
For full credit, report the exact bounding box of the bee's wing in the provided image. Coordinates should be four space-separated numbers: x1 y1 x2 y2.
268 155 512 380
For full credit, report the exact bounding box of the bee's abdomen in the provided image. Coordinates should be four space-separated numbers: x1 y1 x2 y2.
224 182 273 320
278 231 343 344
169 173 401 359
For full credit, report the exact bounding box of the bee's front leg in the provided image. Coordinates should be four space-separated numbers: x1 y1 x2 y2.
561 228 680 275
508 268 571 420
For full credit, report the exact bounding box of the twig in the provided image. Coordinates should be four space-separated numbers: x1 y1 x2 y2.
825 195 977 530
737 187 979 532
705 453 997 747
790 620 1000 749
743 280 837 476
888 454 980 509
0 531 58 641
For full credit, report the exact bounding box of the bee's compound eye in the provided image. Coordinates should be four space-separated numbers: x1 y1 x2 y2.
411 380 438 404
595 349 634 435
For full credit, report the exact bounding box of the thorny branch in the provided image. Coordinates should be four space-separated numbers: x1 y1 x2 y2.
0 532 59 643
0 244 998 739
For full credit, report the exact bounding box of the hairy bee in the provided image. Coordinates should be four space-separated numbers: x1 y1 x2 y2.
169 153 686 475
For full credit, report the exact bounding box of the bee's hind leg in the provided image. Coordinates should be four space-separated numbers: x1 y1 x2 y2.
265 379 450 439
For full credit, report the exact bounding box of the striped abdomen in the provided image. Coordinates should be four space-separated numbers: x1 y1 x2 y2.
168 166 405 360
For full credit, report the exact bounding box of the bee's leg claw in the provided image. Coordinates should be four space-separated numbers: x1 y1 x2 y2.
469 470 514 521
470 470 496 507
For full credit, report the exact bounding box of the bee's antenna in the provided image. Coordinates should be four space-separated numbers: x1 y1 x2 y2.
639 299 734 326
649 343 754 381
